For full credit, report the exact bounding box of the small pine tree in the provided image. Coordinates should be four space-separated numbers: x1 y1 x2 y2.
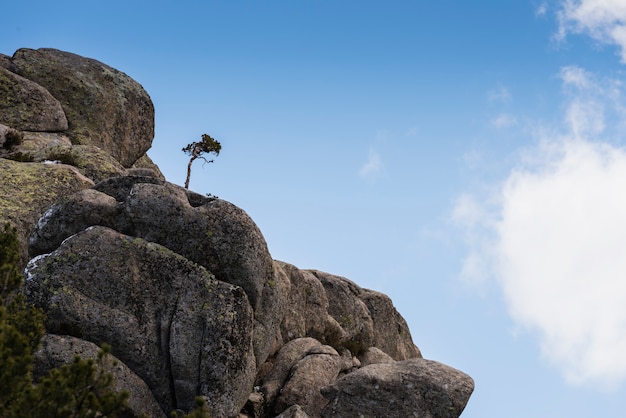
182 134 221 189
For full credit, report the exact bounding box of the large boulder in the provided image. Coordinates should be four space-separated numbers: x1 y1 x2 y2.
309 270 421 360
320 359 474 418
274 344 349 417
8 48 154 167
261 338 322 410
358 288 422 360
28 175 283 369
0 66 68 131
24 226 256 417
33 334 166 418
276 262 344 347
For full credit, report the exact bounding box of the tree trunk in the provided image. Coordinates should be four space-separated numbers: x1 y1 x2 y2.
184 155 197 189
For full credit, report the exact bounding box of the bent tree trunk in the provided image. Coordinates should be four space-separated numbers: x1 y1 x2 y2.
184 150 199 189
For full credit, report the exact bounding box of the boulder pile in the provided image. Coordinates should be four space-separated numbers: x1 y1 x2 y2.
1 48 473 417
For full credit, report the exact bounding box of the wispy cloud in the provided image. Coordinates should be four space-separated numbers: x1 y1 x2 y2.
490 113 518 129
359 147 383 178
557 0 626 62
488 84 513 104
455 66 626 389
536 2 548 17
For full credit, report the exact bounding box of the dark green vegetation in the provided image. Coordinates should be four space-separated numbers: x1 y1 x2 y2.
182 133 221 189
3 129 24 149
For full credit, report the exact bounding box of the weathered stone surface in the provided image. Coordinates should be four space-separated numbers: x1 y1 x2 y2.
261 338 321 409
28 175 282 369
358 346 395 367
24 226 256 417
0 53 11 70
33 334 166 418
274 345 341 417
10 48 154 167
311 271 375 355
0 157 93 267
320 359 474 418
358 288 422 360
277 262 344 346
8 130 72 153
130 153 165 180
0 46 475 417
273 404 310 418
0 66 68 131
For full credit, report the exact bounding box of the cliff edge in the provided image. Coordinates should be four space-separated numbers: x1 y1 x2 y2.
0 48 473 418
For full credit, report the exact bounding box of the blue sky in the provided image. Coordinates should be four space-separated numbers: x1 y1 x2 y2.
4 1 626 416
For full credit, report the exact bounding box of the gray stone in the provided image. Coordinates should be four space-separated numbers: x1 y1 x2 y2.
320 359 474 418
273 405 310 418
0 66 68 131
358 346 395 367
277 262 344 347
33 334 166 418
25 226 256 417
311 270 375 355
359 288 422 360
28 175 282 368
0 157 93 267
10 48 154 167
275 346 341 417
261 337 321 408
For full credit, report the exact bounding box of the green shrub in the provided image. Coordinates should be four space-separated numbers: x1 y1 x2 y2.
5 151 35 162
3 129 24 149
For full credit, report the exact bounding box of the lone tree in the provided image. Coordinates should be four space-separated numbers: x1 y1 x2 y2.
182 133 222 189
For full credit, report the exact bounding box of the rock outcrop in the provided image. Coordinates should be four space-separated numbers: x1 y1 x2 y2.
6 48 154 167
321 359 475 418
0 66 68 131
1 47 474 418
33 334 166 418
26 225 256 416
0 47 163 269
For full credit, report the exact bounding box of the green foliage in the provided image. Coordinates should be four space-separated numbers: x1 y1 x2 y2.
3 129 24 149
182 133 221 189
1 223 23 298
0 223 130 417
5 151 35 162
8 345 130 418
171 397 211 418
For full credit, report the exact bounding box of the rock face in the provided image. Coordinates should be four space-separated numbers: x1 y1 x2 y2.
0 66 68 131
320 359 475 418
26 225 256 416
0 46 163 268
1 47 474 418
8 48 154 167
33 334 166 418
0 156 94 267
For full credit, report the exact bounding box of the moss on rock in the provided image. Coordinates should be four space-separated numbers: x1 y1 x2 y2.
0 158 93 266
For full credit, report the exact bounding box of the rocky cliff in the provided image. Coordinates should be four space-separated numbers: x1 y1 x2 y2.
0 48 474 418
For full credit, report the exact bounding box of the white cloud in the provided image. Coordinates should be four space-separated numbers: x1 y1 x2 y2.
359 147 383 178
496 138 626 387
491 113 518 129
557 0 626 62
536 2 548 17
560 65 593 89
456 66 626 388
